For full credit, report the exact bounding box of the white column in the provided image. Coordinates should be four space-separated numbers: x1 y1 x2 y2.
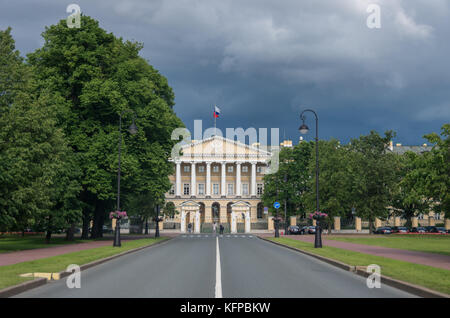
251 162 256 196
191 162 196 196
206 162 211 197
236 162 241 196
245 211 251 233
181 210 186 233
175 161 181 196
221 162 226 196
195 211 200 233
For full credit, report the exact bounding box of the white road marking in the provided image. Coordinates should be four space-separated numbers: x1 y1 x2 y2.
215 236 222 298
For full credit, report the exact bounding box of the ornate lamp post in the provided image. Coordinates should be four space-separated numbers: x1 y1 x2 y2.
284 173 288 235
114 110 138 247
299 109 322 248
154 204 163 238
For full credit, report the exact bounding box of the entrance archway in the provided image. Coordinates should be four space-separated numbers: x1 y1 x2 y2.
230 201 251 233
180 200 200 233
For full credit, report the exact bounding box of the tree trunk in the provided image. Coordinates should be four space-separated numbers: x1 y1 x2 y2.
137 217 144 234
65 223 75 241
144 217 149 235
81 210 90 240
91 203 104 239
22 230 25 237
45 230 52 243
368 217 374 234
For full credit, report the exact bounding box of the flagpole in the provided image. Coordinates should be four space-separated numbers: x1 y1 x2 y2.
214 104 216 136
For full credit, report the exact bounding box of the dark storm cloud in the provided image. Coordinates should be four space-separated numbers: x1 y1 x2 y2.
1 0 449 144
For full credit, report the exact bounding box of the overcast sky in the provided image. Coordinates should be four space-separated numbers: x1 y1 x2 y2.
1 0 449 145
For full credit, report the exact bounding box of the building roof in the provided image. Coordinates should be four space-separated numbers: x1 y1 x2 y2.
390 144 433 155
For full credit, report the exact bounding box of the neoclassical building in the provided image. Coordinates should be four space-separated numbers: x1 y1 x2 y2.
165 136 273 233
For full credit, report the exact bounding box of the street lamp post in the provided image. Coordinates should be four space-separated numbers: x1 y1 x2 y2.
155 204 160 238
299 109 322 248
284 173 288 235
114 110 138 247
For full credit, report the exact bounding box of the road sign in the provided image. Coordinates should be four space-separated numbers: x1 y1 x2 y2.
264 207 269 214
273 202 281 209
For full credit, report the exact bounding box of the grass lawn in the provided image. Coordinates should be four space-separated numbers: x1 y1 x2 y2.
269 237 450 295
326 235 450 256
0 236 88 254
0 237 167 290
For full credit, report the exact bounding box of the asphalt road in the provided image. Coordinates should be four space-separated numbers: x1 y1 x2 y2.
16 235 415 298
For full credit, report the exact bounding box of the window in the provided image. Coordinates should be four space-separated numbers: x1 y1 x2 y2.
227 165 234 173
257 184 263 195
257 204 264 219
242 166 248 173
227 184 234 195
198 184 205 195
169 184 175 195
183 184 190 195
198 165 205 173
213 165 219 173
184 166 190 172
242 183 249 195
418 214 424 220
435 213 441 220
213 184 219 195
257 166 262 173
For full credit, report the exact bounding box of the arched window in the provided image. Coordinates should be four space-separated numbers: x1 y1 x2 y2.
257 203 264 219
212 202 220 222
227 202 233 214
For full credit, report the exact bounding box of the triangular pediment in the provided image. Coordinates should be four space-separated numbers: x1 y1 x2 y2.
179 136 272 159
231 200 251 207
179 200 200 207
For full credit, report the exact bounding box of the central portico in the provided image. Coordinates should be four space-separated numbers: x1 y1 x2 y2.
165 135 272 233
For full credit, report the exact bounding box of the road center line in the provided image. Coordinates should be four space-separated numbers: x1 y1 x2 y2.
215 236 223 298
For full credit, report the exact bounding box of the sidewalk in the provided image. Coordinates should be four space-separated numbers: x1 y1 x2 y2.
0 233 176 267
261 234 450 271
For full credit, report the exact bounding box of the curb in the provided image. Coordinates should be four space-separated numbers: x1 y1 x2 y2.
259 237 449 298
0 278 47 298
0 237 172 298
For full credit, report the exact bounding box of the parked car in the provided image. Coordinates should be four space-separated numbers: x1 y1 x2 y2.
299 226 308 234
305 226 316 234
288 225 301 235
410 227 426 233
373 227 392 234
430 227 447 234
391 226 409 233
424 226 436 233
102 225 113 234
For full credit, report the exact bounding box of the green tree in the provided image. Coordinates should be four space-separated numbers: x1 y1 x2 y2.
163 201 177 219
349 130 398 232
391 151 431 227
304 139 354 232
0 28 81 237
262 141 313 220
27 16 184 239
423 124 450 218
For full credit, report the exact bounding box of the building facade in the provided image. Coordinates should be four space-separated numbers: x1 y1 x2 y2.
165 136 273 233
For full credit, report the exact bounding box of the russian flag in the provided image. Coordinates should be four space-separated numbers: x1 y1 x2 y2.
213 105 221 118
